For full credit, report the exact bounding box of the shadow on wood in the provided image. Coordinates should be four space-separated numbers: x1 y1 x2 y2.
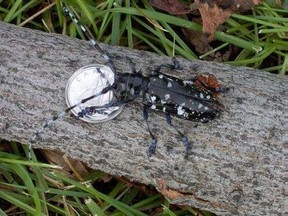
0 22 286 215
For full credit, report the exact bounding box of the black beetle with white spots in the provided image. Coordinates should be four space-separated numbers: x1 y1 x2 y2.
31 5 230 158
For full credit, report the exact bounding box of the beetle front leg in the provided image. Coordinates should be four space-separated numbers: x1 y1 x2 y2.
125 56 141 74
153 57 181 74
110 54 141 74
77 98 131 118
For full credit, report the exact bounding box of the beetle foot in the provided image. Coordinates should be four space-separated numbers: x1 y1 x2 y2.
147 140 157 157
182 137 192 159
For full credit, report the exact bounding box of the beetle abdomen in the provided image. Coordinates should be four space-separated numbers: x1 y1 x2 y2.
143 73 224 122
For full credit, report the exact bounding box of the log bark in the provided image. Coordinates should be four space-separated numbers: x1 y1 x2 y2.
0 22 286 215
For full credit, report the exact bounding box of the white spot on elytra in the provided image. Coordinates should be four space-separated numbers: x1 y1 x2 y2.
167 82 172 88
204 106 209 110
151 104 156 109
183 80 193 85
151 96 156 102
130 88 135 95
163 107 166 112
200 93 204 99
164 94 170 100
159 74 163 79
206 95 211 99
198 104 203 109
177 106 185 115
166 77 173 81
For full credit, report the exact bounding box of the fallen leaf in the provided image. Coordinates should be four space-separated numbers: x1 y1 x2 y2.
41 149 90 180
149 0 264 40
195 0 233 40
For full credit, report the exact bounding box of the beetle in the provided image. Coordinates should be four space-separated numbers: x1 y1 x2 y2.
31 6 229 157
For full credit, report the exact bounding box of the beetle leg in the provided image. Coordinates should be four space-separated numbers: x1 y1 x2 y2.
165 113 192 157
77 99 130 118
172 57 181 69
31 85 114 142
153 57 181 74
143 105 157 157
125 56 142 74
107 54 142 74
63 6 117 75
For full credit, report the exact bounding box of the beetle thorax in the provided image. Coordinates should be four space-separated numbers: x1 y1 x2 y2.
115 73 148 99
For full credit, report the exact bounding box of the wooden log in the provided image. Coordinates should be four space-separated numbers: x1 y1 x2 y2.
0 22 286 215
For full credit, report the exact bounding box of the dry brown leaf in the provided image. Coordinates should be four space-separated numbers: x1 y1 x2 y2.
41 149 90 180
195 0 232 40
149 0 264 40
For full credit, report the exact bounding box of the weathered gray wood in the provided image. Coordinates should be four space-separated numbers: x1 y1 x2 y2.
0 22 286 215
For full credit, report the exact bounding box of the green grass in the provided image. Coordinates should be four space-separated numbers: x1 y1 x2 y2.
0 0 287 73
0 141 211 215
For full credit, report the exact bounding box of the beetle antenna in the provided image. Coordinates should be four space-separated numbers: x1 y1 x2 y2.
63 5 117 75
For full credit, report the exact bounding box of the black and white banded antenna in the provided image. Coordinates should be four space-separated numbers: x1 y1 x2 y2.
29 5 120 159
62 5 117 75
30 85 114 144
32 86 113 137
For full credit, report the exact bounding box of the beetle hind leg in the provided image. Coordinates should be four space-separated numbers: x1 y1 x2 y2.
165 114 192 157
143 106 158 157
